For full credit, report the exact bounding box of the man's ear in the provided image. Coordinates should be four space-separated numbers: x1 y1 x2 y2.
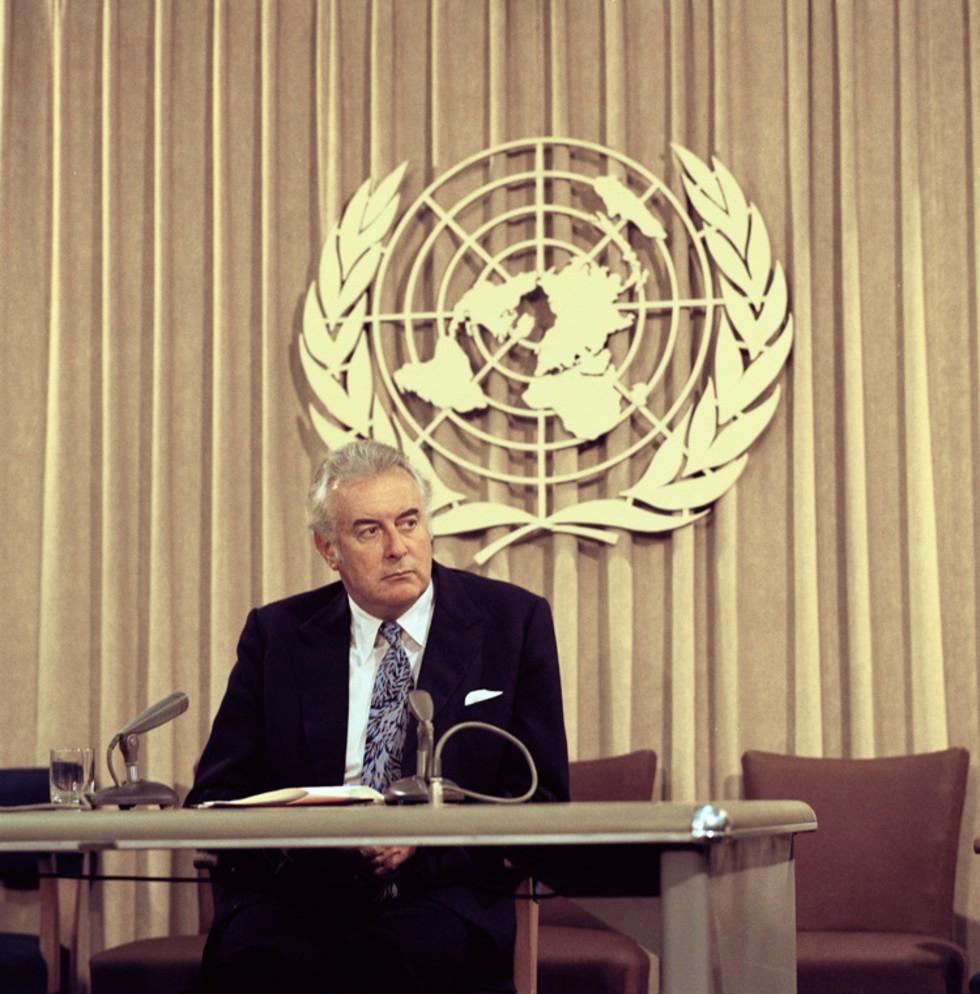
314 533 340 572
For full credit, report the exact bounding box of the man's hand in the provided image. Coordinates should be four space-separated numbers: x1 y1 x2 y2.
359 845 416 875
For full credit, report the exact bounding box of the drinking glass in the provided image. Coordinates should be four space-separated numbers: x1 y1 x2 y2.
49 746 95 806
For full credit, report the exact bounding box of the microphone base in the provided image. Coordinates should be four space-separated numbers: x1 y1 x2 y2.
384 776 430 805
384 776 465 805
90 780 180 810
429 777 464 806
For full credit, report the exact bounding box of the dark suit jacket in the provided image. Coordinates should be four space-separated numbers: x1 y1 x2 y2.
186 561 569 988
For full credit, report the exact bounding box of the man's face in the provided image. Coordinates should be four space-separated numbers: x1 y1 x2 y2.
314 468 433 620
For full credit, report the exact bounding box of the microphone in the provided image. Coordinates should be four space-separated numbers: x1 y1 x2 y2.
384 690 436 804
117 691 189 738
385 690 465 804
410 688 434 782
90 692 189 809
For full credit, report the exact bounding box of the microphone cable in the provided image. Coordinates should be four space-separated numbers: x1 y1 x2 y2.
431 721 538 804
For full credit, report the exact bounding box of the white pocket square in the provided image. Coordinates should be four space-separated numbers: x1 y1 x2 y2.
464 689 503 706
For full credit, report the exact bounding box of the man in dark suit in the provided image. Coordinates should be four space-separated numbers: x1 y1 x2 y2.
186 440 569 994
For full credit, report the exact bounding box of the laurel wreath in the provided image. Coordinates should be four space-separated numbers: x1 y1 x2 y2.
299 145 792 564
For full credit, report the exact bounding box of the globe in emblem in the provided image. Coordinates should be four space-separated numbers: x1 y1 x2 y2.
370 138 717 488
300 137 793 560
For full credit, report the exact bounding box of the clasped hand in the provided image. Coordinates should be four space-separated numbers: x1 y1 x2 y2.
359 844 416 875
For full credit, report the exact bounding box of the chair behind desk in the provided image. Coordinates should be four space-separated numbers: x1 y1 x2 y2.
90 843 541 994
742 747 970 994
537 750 658 994
0 768 82 994
88 856 213 994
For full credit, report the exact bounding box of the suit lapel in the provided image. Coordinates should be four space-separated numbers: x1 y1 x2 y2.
295 586 351 786
404 563 483 766
290 565 482 787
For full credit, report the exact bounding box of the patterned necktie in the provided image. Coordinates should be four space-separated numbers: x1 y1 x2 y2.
361 621 413 792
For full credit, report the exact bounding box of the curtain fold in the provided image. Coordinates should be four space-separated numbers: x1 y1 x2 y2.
1 0 978 968
785 0 823 759
836 0 876 757
896 2 948 754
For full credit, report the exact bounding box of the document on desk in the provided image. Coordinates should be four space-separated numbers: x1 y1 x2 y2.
195 785 384 808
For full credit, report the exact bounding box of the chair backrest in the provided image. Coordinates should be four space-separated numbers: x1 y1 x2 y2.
569 750 657 803
0 768 49 807
0 769 51 889
741 748 969 937
0 767 82 994
535 750 657 934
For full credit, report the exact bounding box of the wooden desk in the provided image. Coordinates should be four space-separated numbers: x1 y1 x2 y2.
0 799 815 994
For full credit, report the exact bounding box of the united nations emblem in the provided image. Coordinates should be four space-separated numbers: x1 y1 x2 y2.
299 138 792 563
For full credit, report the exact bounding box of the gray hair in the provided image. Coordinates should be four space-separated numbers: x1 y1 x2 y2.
308 440 433 544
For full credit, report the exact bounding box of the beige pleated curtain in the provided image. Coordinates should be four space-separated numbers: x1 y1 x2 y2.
1 0 978 971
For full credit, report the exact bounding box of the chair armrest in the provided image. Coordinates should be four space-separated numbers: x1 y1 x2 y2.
37 852 82 994
192 852 218 931
513 877 539 994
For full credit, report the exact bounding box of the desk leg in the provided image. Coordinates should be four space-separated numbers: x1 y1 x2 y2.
553 837 799 994
660 838 798 994
661 849 711 994
707 836 797 994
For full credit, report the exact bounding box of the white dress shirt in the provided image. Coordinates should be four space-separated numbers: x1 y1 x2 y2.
342 582 435 785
